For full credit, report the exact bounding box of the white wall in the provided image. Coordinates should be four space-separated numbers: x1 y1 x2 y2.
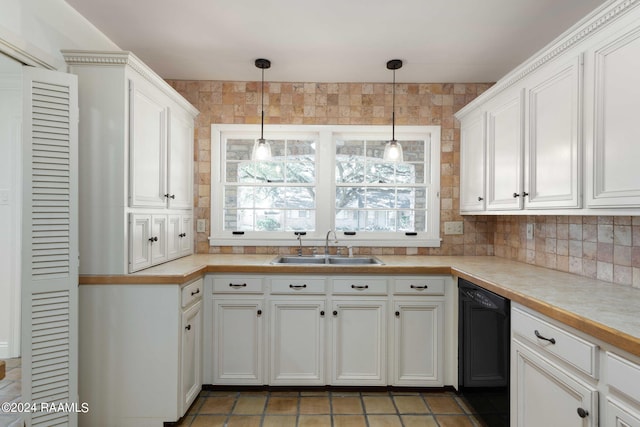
0 0 119 70
0 0 118 357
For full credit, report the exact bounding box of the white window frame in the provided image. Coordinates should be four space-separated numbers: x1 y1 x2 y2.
211 124 441 247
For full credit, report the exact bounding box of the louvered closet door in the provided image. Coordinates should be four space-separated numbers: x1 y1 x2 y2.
21 66 78 427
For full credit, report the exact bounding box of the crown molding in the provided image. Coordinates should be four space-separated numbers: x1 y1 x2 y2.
455 0 639 119
62 50 199 117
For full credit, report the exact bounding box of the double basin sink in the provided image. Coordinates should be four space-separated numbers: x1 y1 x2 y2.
271 255 384 265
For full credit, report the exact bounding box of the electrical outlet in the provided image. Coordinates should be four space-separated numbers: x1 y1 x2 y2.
526 223 534 240
196 219 206 233
444 221 464 235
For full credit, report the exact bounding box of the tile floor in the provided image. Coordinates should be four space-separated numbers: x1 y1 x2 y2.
176 389 485 427
0 358 22 427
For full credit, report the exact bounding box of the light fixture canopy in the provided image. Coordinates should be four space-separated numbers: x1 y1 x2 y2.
252 58 272 161
383 59 404 162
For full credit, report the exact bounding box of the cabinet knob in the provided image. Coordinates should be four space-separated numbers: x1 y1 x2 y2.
170 194 175 199
523 192 529 197
320 311 325 316
185 324 191 331
513 192 520 198
478 196 484 201
577 408 589 418
148 236 158 243
179 233 186 238
395 311 400 317
164 193 176 199
333 310 338 316
257 309 262 316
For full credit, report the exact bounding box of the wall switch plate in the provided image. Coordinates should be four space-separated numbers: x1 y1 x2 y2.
444 221 464 235
196 219 206 233
526 223 534 240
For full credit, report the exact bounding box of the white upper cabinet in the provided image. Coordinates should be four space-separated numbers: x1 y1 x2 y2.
486 87 524 211
584 13 640 208
129 78 167 208
63 51 198 274
525 54 582 210
459 110 486 212
456 0 640 215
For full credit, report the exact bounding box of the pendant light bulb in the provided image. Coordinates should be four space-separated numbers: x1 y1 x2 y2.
252 58 272 161
383 59 404 162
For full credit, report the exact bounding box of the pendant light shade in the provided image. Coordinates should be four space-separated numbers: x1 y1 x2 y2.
383 59 403 162
252 58 272 161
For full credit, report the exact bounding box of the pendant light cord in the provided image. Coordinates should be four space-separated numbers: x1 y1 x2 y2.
392 68 396 142
260 67 265 141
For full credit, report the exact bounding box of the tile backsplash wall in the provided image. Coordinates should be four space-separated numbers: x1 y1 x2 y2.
493 216 640 288
166 80 494 256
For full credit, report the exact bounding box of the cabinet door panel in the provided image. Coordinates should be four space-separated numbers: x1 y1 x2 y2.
393 300 443 386
512 340 597 427
168 214 181 260
331 300 386 385
151 214 168 264
180 215 193 256
606 398 640 427
526 55 582 209
460 111 486 212
129 214 152 272
487 89 524 211
129 79 167 208
212 300 263 385
270 300 325 385
587 26 640 207
181 301 202 414
168 109 193 209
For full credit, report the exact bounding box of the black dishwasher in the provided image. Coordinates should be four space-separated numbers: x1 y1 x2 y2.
458 278 510 427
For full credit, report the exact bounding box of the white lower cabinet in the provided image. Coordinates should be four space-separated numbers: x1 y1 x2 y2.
181 299 202 413
211 298 264 385
270 299 326 385
331 298 387 386
512 339 598 427
392 299 444 386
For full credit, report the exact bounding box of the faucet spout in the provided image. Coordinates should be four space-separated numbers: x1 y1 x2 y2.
325 230 338 256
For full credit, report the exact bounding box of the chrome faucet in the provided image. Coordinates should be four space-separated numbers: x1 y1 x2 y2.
295 232 306 256
325 230 338 256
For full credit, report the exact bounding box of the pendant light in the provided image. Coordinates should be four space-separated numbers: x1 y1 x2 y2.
252 58 272 160
383 59 404 162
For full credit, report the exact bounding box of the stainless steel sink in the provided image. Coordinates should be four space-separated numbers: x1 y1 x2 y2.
270 255 383 265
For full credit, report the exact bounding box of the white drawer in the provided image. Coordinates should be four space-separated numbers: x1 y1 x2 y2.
270 277 326 294
394 277 445 295
512 307 598 378
332 278 387 295
181 278 203 307
212 276 264 293
607 352 640 404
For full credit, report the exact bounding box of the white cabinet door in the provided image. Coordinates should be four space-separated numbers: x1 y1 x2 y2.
168 214 181 260
512 339 597 427
168 108 193 210
270 300 326 385
129 79 167 208
392 300 444 387
525 55 582 209
331 299 386 386
151 214 168 264
585 21 640 208
181 300 202 415
606 398 640 427
460 111 486 212
180 214 193 256
212 299 264 385
129 214 152 271
486 88 525 211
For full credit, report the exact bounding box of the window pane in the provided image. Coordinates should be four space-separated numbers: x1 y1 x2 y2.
397 188 413 208
254 187 285 208
366 210 396 231
365 188 395 208
366 161 396 183
226 139 252 161
365 140 387 161
224 187 239 207
256 209 283 231
285 210 315 232
335 209 365 231
269 139 286 157
236 186 255 208
286 187 315 209
253 161 284 183
286 159 314 183
414 188 428 210
401 140 425 162
396 162 423 184
336 187 364 209
336 140 364 183
224 209 253 231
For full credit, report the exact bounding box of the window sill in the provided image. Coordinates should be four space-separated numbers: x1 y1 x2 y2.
207 236 442 248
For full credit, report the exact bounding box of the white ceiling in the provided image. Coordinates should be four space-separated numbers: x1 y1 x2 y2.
65 0 607 83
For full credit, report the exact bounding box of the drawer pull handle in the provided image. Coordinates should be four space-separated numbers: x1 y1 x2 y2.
191 289 200 296
185 324 191 331
351 285 369 290
289 284 307 289
229 283 247 288
534 330 556 344
577 408 589 418
410 285 428 290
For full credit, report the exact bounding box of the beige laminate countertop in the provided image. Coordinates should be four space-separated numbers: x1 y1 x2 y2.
79 254 640 358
